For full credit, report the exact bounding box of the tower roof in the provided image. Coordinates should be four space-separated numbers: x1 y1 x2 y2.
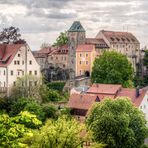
68 21 85 32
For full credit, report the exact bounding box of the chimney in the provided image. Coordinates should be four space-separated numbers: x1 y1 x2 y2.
136 87 140 97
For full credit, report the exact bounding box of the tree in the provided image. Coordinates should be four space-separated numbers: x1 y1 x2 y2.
28 116 84 148
91 51 134 88
0 111 41 147
143 50 148 69
0 26 26 44
86 98 148 148
11 75 42 101
53 31 68 46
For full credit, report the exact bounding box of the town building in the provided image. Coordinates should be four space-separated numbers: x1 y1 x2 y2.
0 44 40 96
68 83 148 122
96 30 140 72
67 21 141 80
33 47 51 71
76 44 96 77
48 45 69 69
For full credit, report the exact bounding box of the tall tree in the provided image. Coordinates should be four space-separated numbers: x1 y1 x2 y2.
0 26 26 44
28 116 84 148
91 51 134 88
86 98 148 148
53 31 68 46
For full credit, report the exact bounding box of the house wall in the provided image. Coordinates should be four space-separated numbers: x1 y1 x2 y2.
7 45 40 95
48 54 68 69
0 67 7 87
76 47 96 77
139 91 148 123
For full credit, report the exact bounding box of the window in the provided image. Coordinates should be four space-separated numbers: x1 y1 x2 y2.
29 60 32 65
22 71 24 75
4 70 5 75
18 54 20 57
80 54 82 57
4 82 5 87
80 70 82 75
22 61 24 65
11 70 13 76
56 57 58 60
86 53 88 57
14 61 17 65
86 61 88 65
18 71 20 75
29 81 32 86
29 71 32 75
17 61 20 65
80 61 82 64
34 81 37 86
34 71 37 75
65 57 66 61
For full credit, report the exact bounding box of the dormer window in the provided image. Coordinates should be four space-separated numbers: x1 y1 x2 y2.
18 54 20 57
110 37 114 41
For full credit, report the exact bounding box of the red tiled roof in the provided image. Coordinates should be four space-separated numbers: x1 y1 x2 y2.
99 30 139 44
49 45 68 55
117 88 136 101
87 84 122 95
85 38 108 48
67 94 97 110
0 44 24 67
133 90 147 107
76 44 94 52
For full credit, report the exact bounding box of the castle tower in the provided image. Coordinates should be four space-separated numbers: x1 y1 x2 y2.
68 21 86 79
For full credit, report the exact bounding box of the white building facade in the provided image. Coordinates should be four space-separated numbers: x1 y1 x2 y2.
0 44 40 96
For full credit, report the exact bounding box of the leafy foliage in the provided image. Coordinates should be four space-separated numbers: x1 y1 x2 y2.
0 111 41 147
47 81 66 91
143 50 148 69
29 116 84 148
0 26 26 44
53 31 68 47
91 51 134 88
86 98 148 148
11 75 42 101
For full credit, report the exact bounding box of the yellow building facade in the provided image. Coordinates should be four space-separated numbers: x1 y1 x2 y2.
76 44 97 77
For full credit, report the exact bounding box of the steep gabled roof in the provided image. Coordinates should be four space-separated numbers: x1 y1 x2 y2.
68 21 85 32
67 94 97 110
87 84 122 95
0 44 24 67
85 38 109 48
97 30 139 44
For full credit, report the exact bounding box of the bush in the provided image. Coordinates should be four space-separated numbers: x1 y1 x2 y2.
24 101 45 121
42 104 58 119
47 82 65 92
9 98 31 116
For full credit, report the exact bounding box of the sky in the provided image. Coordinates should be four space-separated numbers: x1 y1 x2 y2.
0 0 147 50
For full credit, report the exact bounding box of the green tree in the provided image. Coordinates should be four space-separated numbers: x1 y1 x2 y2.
86 98 148 148
0 111 41 147
143 50 148 69
91 51 134 88
53 31 68 46
29 116 84 148
11 75 42 101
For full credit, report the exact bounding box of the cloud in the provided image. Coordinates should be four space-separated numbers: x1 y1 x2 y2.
0 0 147 50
